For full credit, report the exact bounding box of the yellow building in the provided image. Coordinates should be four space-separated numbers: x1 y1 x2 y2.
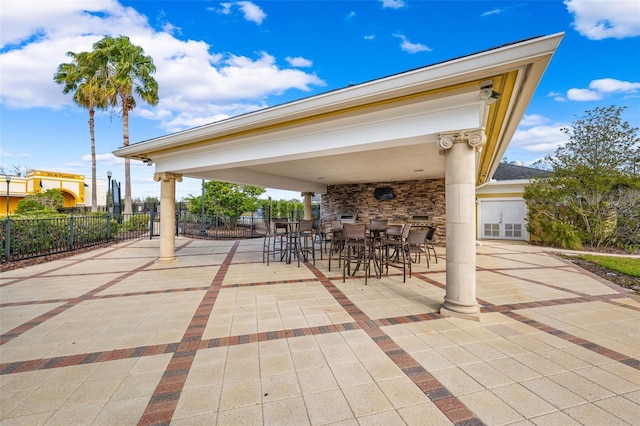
1 170 107 214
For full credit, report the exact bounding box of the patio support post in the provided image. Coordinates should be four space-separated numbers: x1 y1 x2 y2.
154 172 183 262
438 129 486 321
302 192 314 220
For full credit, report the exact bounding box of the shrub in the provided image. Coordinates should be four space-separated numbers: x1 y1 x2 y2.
122 214 149 231
15 189 64 213
548 221 583 250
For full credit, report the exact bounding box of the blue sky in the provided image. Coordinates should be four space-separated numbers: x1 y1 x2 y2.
1 0 639 201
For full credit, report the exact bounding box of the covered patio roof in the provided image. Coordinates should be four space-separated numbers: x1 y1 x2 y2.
114 33 564 194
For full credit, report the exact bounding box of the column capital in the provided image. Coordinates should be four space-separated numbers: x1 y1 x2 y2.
153 172 183 183
438 128 486 153
301 192 315 197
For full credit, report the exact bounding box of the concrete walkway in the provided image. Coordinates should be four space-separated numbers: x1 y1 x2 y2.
1 238 638 425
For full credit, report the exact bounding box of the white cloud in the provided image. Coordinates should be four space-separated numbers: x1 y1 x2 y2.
286 56 312 68
519 114 549 127
564 78 640 101
393 34 432 54
92 153 122 164
589 78 640 93
380 0 405 9
215 1 265 24
364 35 375 40
0 147 31 158
481 8 504 17
237 1 267 25
511 122 570 153
161 22 181 36
0 1 324 130
565 0 640 40
567 88 603 101
218 3 233 15
346 11 356 20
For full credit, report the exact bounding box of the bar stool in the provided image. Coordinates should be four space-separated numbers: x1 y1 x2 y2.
294 219 315 266
382 223 412 282
328 220 345 272
272 219 289 262
342 223 374 285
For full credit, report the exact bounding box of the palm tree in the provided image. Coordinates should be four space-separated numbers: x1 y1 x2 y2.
93 35 159 214
54 51 115 212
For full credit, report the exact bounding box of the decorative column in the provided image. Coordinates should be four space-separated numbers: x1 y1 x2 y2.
302 192 314 220
154 172 183 262
437 129 486 321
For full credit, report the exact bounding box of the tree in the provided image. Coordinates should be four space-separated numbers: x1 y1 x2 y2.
0 165 31 177
187 182 265 228
259 198 305 220
524 105 640 250
552 105 639 176
54 51 115 212
15 189 64 214
93 35 159 215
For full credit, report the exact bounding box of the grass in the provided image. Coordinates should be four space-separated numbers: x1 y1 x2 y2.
580 254 640 278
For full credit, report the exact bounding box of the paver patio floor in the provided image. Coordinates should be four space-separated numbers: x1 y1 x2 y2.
1 237 638 425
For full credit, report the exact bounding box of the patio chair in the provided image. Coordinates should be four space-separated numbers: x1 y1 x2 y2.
382 223 412 282
271 219 289 262
369 218 388 227
342 223 374 285
328 220 345 272
385 224 403 239
425 226 438 263
407 229 429 268
293 219 315 266
313 219 332 259
261 220 287 266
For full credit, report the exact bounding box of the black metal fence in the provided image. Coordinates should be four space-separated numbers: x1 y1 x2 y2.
2 205 314 263
1 213 156 263
176 203 315 240
177 212 264 240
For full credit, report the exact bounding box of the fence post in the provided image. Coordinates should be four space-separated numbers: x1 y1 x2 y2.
106 213 111 241
175 211 179 236
4 218 10 262
69 216 75 249
149 211 155 239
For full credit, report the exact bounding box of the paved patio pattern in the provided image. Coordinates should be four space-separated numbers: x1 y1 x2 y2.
1 237 638 425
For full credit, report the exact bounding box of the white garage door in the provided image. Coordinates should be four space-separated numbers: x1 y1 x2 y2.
480 200 526 240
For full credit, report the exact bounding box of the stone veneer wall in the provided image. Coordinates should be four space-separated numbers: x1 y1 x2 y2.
320 179 446 243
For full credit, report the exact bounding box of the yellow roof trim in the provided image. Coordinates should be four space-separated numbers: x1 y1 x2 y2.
477 71 519 184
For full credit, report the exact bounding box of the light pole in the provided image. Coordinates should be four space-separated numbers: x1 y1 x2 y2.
106 170 112 213
5 175 10 216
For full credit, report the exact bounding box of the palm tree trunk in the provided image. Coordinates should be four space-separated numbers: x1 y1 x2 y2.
123 105 132 214
89 108 97 212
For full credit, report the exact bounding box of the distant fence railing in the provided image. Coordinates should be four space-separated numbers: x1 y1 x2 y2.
177 212 265 240
1 213 156 263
